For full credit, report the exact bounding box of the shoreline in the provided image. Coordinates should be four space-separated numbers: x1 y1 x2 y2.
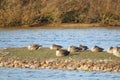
0 23 120 29
0 57 120 72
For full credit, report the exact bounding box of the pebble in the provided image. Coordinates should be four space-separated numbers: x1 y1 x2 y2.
0 57 120 72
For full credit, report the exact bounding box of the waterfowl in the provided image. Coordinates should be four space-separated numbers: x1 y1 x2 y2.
79 44 88 50
28 44 42 50
50 44 62 50
56 49 70 57
91 45 104 52
107 46 113 54
112 47 120 57
68 45 82 52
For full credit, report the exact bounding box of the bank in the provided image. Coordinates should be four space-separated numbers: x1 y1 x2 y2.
0 47 120 72
0 23 120 29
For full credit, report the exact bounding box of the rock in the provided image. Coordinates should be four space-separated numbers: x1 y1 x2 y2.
0 62 4 67
40 60 46 65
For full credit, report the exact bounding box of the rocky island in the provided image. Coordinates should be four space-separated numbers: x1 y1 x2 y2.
0 47 120 72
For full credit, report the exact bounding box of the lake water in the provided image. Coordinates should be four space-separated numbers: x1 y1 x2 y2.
0 68 120 80
0 28 120 50
0 27 120 80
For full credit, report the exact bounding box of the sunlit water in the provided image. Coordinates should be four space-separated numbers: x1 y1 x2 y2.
0 68 120 80
0 28 120 50
0 27 120 80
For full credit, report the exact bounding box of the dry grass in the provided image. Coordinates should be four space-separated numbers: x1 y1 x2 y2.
0 0 120 27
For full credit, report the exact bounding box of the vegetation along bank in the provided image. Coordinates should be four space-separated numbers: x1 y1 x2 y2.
0 0 120 28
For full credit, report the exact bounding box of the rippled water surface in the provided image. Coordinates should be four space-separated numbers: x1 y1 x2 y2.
0 68 120 80
0 28 120 50
0 27 120 80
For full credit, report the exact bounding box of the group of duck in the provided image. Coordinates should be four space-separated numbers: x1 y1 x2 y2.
28 44 120 57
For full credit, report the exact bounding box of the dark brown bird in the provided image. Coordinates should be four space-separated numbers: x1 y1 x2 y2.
68 45 82 52
79 44 88 50
50 44 62 50
91 45 104 52
28 44 42 50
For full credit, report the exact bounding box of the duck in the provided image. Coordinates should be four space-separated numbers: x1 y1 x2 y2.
112 46 120 57
68 45 82 52
79 44 88 50
56 49 70 57
28 44 42 50
91 45 104 52
50 44 62 50
107 46 113 54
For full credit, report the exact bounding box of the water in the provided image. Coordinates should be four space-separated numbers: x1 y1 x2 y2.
0 28 120 50
0 68 120 80
0 27 120 80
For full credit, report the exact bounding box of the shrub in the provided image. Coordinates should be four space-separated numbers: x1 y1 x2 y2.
0 0 120 27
